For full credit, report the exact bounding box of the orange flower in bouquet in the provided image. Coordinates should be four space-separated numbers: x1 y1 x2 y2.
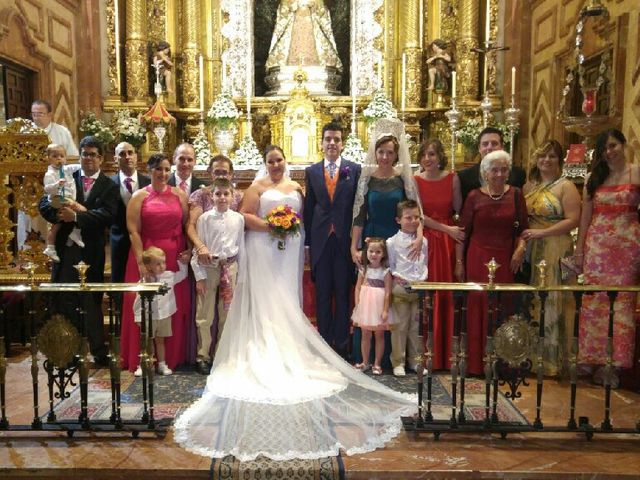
265 204 302 250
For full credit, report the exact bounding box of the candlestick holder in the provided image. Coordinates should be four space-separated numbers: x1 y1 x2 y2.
504 94 521 158
537 260 548 288
444 98 461 173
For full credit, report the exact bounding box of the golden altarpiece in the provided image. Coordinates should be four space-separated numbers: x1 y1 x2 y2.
99 0 512 171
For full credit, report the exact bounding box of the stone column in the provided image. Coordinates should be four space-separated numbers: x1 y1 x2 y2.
457 0 480 103
124 0 148 102
402 0 423 110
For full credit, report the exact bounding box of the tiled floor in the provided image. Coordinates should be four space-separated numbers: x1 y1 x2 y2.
1 345 639 480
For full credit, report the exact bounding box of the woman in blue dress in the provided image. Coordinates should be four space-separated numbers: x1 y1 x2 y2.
350 118 422 367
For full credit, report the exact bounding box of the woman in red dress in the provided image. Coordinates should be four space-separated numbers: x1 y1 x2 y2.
414 139 463 370
120 153 190 372
455 150 528 375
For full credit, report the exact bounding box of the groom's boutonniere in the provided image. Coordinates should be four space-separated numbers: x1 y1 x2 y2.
339 165 351 180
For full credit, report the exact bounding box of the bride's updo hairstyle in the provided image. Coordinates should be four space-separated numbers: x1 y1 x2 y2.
147 152 169 169
263 145 285 162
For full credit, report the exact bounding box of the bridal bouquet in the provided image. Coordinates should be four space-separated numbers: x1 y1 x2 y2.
265 204 302 250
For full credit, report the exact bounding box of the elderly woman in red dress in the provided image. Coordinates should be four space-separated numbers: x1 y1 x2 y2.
455 150 528 375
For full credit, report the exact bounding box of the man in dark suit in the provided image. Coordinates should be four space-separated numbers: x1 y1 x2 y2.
457 126 526 202
168 142 205 195
109 142 150 285
39 136 119 364
304 122 361 358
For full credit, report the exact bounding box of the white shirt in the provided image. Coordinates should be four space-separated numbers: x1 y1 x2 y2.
118 170 140 205
323 157 342 178
386 230 428 282
191 207 245 282
45 122 79 157
44 164 81 199
133 263 188 322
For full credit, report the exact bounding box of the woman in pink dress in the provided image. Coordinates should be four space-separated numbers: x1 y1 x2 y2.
120 153 190 372
575 129 640 388
455 150 528 375
414 139 463 370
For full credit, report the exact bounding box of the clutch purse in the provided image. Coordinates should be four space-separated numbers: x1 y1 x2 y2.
560 255 580 282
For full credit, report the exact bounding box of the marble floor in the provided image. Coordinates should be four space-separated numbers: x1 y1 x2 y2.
1 345 639 480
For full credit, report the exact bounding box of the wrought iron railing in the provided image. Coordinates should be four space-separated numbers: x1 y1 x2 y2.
403 266 640 440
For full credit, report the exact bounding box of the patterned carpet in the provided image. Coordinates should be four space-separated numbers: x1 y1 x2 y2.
50 368 527 425
49 368 527 480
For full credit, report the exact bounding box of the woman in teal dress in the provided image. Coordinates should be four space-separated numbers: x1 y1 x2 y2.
350 118 421 367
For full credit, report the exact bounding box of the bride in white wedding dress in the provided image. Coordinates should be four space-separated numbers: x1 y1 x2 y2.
174 146 416 461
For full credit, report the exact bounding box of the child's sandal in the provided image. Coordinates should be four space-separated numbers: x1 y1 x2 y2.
355 362 371 372
372 365 383 375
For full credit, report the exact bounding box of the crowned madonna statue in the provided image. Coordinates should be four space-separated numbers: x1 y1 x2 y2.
264 0 343 96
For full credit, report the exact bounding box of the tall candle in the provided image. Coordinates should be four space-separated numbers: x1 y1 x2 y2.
246 61 251 118
451 71 456 99
511 66 516 96
377 57 382 90
221 57 226 89
351 5 356 119
485 0 491 44
114 0 120 80
401 52 407 112
199 54 204 112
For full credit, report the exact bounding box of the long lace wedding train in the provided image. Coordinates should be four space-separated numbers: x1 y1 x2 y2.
173 190 416 461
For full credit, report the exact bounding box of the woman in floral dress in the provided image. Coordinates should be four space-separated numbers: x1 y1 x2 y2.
575 129 640 387
521 140 581 376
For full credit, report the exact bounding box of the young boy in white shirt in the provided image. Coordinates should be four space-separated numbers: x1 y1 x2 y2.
386 200 428 377
133 246 188 376
191 178 245 374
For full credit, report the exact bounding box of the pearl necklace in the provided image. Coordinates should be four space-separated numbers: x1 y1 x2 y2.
487 189 506 201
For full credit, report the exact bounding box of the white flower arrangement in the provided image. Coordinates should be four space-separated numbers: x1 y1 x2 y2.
362 90 397 124
341 133 366 164
206 91 240 129
457 118 515 152
193 129 212 166
80 111 115 146
113 109 147 147
233 135 263 168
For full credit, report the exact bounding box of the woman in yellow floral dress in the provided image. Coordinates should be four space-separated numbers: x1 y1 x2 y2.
522 140 581 376
575 129 640 387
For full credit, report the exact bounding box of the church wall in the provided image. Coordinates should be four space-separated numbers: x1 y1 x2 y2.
525 0 640 171
0 0 98 142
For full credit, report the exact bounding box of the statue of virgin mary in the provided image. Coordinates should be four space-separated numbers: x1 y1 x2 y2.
265 0 343 95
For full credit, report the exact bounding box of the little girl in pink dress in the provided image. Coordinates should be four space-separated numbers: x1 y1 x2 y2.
351 237 393 375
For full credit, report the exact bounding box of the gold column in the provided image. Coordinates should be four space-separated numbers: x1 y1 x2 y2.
402 0 422 109
180 0 201 140
105 0 121 100
457 0 480 103
181 0 199 110
125 0 148 103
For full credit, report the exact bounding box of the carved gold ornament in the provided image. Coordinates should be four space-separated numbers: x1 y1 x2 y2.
37 314 82 368
493 314 538 367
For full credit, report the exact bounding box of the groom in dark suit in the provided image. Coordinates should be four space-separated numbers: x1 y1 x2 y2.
304 122 361 359
39 135 119 364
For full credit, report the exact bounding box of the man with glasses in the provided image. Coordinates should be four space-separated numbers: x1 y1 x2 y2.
31 100 79 156
39 136 119 366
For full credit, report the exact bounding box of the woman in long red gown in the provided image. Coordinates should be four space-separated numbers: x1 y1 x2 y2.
455 150 528 375
120 153 190 371
414 139 463 370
